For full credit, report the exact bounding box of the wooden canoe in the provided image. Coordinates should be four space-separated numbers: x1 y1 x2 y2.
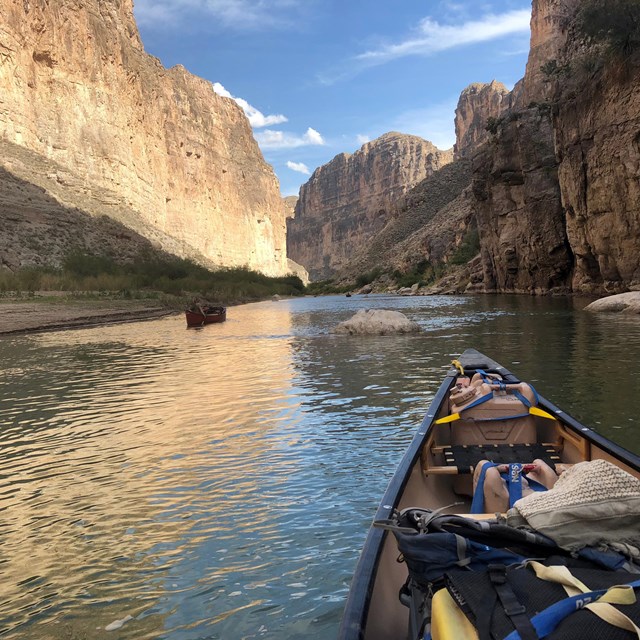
338 348 640 640
185 305 226 327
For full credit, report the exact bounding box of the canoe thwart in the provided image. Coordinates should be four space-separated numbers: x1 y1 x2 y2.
427 443 562 475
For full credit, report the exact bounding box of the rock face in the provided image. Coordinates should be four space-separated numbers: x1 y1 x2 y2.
282 196 298 220
469 0 639 295
521 0 577 106
468 0 575 294
0 0 288 275
552 6 640 293
472 106 573 294
287 133 453 280
454 81 510 159
332 309 422 335
340 160 474 279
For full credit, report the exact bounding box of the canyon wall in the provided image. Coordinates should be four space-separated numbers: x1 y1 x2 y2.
0 0 288 275
470 0 639 294
553 6 640 292
287 133 453 281
454 81 510 160
341 160 473 278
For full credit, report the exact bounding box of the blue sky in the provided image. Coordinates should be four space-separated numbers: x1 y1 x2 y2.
134 1 532 197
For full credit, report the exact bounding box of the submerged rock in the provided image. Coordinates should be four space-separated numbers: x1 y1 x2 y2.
584 292 640 315
105 615 133 632
332 309 422 335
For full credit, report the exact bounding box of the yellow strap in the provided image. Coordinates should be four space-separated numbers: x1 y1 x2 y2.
435 413 461 425
435 407 553 425
528 561 640 638
528 562 591 593
451 359 465 376
529 406 557 420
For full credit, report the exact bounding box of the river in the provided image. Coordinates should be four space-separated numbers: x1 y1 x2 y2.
1 294 639 639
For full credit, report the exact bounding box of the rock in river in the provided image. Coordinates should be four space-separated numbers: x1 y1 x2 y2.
584 292 640 315
332 309 422 335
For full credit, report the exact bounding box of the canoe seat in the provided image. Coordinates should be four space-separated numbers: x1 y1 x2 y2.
426 443 562 475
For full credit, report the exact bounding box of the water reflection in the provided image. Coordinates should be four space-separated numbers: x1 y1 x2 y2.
0 295 639 639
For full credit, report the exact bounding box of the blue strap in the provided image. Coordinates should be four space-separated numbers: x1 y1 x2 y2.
461 391 494 413
471 412 531 423
512 390 532 409
472 464 548 513
524 476 547 493
471 462 497 513
503 579 640 640
506 464 523 505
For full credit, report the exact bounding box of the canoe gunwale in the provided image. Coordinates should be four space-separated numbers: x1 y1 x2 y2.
337 368 456 639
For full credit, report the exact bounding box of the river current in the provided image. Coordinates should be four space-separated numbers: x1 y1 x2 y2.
1 294 639 639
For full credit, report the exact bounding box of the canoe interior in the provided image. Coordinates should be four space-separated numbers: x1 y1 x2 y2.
340 349 640 640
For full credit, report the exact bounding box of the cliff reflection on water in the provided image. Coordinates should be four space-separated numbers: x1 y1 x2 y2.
0 294 639 639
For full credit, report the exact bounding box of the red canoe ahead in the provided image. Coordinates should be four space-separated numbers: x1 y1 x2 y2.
185 306 227 328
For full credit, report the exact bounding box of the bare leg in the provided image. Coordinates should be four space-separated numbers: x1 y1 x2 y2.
474 460 509 513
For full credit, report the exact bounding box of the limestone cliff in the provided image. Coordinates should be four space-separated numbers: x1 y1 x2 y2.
454 81 510 159
471 106 572 293
341 160 473 278
287 133 453 280
470 0 640 294
552 4 640 292
0 0 288 276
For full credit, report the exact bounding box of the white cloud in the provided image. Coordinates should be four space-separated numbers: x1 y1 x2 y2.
135 0 301 30
356 9 531 64
255 127 325 150
304 128 324 145
356 134 370 145
213 83 287 128
286 161 311 175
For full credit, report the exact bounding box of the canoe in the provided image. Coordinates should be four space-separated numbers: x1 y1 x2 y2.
338 348 640 640
185 305 226 327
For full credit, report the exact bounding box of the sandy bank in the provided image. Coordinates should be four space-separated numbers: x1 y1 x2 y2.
0 299 178 335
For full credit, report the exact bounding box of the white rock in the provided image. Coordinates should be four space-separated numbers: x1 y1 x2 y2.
584 292 640 314
332 309 422 335
105 615 133 631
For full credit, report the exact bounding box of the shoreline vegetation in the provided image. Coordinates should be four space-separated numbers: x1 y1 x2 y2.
0 252 306 334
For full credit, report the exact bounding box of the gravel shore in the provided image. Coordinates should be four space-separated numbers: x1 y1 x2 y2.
0 299 178 335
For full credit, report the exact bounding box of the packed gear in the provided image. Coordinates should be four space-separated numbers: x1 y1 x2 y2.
376 507 640 640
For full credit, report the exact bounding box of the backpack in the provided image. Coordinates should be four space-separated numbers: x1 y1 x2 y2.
376 508 640 640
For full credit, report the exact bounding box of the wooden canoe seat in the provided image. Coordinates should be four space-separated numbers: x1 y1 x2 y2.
425 443 562 475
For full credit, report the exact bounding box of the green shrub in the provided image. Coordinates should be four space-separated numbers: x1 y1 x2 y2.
449 228 480 265
355 267 383 288
577 0 640 58
2 252 307 302
392 259 443 288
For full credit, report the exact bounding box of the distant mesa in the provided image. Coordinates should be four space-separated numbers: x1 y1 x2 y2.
287 132 453 282
332 309 422 335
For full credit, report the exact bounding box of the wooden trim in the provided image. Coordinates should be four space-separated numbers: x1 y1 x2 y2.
423 466 470 475
557 423 590 459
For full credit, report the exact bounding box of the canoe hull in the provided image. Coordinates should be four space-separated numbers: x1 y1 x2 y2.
185 308 226 327
338 348 640 640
